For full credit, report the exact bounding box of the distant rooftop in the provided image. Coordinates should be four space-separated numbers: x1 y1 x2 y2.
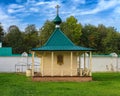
0 47 12 56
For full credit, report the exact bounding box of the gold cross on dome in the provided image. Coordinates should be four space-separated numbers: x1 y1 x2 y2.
55 5 60 15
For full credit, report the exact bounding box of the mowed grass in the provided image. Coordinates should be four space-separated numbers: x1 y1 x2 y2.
0 72 120 96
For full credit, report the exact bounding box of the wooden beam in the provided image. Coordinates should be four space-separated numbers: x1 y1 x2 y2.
89 51 92 76
84 52 86 69
79 55 81 69
41 56 44 76
32 51 35 76
70 51 73 76
51 52 54 76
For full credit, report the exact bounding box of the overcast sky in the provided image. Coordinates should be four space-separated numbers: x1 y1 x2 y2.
0 0 120 32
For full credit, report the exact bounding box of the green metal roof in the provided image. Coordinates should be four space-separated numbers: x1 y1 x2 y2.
0 47 12 56
32 28 94 51
44 28 74 46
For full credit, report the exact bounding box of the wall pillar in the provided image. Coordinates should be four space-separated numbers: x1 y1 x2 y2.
51 52 54 76
89 51 92 76
32 51 35 76
79 54 83 76
41 56 44 76
70 51 73 76
84 52 86 70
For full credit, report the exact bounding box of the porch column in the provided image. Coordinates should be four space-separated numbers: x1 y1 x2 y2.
79 54 83 76
32 51 35 76
84 52 86 69
41 56 44 76
51 52 54 76
89 51 92 76
70 51 73 76
79 54 81 69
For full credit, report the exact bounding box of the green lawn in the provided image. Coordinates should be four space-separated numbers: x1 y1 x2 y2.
0 72 120 96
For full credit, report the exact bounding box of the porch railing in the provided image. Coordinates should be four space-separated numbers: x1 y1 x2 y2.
37 68 91 76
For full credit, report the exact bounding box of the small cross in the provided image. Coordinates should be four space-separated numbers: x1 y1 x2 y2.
55 5 60 15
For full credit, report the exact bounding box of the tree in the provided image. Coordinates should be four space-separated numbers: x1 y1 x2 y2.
4 24 40 53
4 25 24 53
102 27 120 54
80 24 120 54
95 24 108 53
0 23 4 42
39 20 55 45
80 24 97 48
61 16 82 45
25 24 37 34
23 24 39 52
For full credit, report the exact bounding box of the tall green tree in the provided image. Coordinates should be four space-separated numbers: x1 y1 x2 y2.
39 20 55 45
25 24 37 34
102 27 120 54
80 24 97 48
0 23 4 42
23 24 39 52
80 24 120 54
61 16 82 45
95 24 108 53
4 25 23 53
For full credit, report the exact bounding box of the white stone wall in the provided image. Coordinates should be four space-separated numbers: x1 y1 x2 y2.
0 56 120 72
0 56 40 72
92 56 120 72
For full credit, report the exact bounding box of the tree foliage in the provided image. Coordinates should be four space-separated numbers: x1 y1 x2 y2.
0 23 4 42
102 27 120 54
39 20 55 45
1 16 120 54
23 24 39 53
4 25 24 53
80 24 120 54
61 16 82 45
4 25 39 54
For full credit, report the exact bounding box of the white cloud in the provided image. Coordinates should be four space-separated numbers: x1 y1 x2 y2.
1 0 120 32
8 8 25 13
29 7 39 12
35 1 49 6
72 0 85 4
8 4 25 13
77 11 120 31
80 0 120 15
0 8 27 31
114 7 120 14
8 4 24 8
35 1 61 8
26 0 36 4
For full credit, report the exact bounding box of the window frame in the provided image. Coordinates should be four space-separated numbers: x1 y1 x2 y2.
57 55 64 65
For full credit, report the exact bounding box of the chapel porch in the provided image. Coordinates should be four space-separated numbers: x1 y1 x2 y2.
31 51 92 78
